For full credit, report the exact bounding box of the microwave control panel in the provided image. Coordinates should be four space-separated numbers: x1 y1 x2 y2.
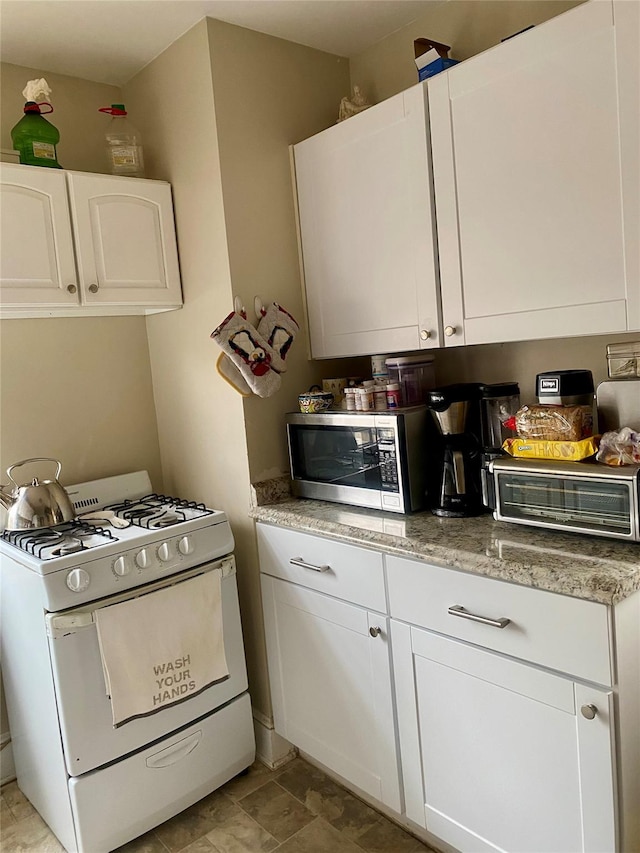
378 436 399 492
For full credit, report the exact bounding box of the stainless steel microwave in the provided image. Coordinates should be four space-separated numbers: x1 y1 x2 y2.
286 408 428 514
491 456 640 541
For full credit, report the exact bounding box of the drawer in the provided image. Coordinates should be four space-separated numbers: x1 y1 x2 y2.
386 555 612 685
257 523 387 612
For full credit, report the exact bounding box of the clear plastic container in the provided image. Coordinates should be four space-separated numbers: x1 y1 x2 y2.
480 382 520 450
607 341 640 378
100 104 145 177
385 354 435 405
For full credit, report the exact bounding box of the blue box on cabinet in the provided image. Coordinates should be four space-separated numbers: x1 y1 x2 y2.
414 38 459 80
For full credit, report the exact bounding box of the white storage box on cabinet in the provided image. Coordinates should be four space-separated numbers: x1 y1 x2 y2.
387 554 617 852
0 163 182 317
293 81 441 358
257 523 401 812
429 0 639 346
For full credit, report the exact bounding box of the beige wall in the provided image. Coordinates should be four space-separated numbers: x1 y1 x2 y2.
205 19 360 483
350 0 584 103
123 18 363 720
0 62 163 489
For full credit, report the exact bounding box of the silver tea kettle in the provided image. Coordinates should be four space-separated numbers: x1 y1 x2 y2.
0 457 76 531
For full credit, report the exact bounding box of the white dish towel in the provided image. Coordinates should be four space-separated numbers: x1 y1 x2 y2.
95 569 229 727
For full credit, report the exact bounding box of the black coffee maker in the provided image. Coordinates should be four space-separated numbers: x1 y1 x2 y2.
426 383 483 517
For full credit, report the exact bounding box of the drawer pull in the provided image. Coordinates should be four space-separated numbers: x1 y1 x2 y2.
448 604 511 629
290 557 330 573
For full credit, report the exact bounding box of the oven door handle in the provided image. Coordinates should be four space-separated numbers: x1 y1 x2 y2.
45 557 236 639
47 611 95 638
146 730 203 768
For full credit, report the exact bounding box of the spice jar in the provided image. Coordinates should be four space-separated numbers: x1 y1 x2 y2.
386 383 401 409
359 386 374 411
344 387 356 411
373 385 387 411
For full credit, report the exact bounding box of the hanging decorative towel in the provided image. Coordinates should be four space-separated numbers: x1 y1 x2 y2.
256 302 300 373
95 569 229 727
211 311 281 398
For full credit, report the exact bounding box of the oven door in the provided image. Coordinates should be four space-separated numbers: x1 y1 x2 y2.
288 420 386 491
45 558 249 777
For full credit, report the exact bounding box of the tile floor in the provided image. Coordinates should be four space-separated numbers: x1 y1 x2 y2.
1 757 436 853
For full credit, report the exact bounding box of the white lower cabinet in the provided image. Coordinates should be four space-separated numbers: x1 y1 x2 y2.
391 621 616 853
258 523 401 811
387 554 618 853
257 523 631 852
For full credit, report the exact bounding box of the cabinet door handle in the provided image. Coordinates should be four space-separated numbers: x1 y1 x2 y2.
448 604 510 629
289 557 330 573
444 325 457 337
581 704 598 720
88 283 99 293
67 284 77 294
369 626 382 638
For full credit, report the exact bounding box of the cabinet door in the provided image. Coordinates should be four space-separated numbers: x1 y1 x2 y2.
392 621 616 853
0 163 78 309
66 172 182 310
294 82 441 358
430 0 639 346
261 574 401 812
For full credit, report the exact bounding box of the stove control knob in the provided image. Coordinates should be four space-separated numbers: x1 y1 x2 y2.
178 536 194 556
113 556 131 577
135 549 150 570
66 568 90 593
157 542 171 563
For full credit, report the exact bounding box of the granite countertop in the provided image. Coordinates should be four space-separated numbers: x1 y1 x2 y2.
250 478 640 606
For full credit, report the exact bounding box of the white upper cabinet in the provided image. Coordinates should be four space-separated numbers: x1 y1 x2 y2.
0 164 183 317
429 0 639 346
0 166 77 309
293 83 441 358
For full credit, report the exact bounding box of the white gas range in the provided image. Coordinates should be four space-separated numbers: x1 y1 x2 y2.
0 470 255 853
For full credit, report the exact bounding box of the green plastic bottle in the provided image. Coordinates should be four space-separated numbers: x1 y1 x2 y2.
11 101 62 168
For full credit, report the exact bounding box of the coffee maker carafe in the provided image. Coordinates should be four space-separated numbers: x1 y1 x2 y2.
426 383 483 517
479 382 520 510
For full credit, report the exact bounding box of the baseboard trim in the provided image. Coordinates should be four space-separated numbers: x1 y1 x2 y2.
1 734 15 786
252 711 296 770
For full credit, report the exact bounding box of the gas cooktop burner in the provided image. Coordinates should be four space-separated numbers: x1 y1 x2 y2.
104 494 214 529
2 521 117 560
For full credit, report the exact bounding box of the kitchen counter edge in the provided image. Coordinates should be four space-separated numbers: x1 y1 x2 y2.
250 498 640 607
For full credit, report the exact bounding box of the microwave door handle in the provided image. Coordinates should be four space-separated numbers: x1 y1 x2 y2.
453 449 466 494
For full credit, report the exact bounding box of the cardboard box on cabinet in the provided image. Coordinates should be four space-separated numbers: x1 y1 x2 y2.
414 38 459 81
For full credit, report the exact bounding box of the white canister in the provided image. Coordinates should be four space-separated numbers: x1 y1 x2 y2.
359 387 374 411
344 387 357 411
374 386 387 411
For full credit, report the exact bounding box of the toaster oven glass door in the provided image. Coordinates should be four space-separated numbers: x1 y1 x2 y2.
289 424 396 493
497 471 633 535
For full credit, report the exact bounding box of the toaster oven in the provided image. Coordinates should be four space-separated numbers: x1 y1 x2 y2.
490 457 640 541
